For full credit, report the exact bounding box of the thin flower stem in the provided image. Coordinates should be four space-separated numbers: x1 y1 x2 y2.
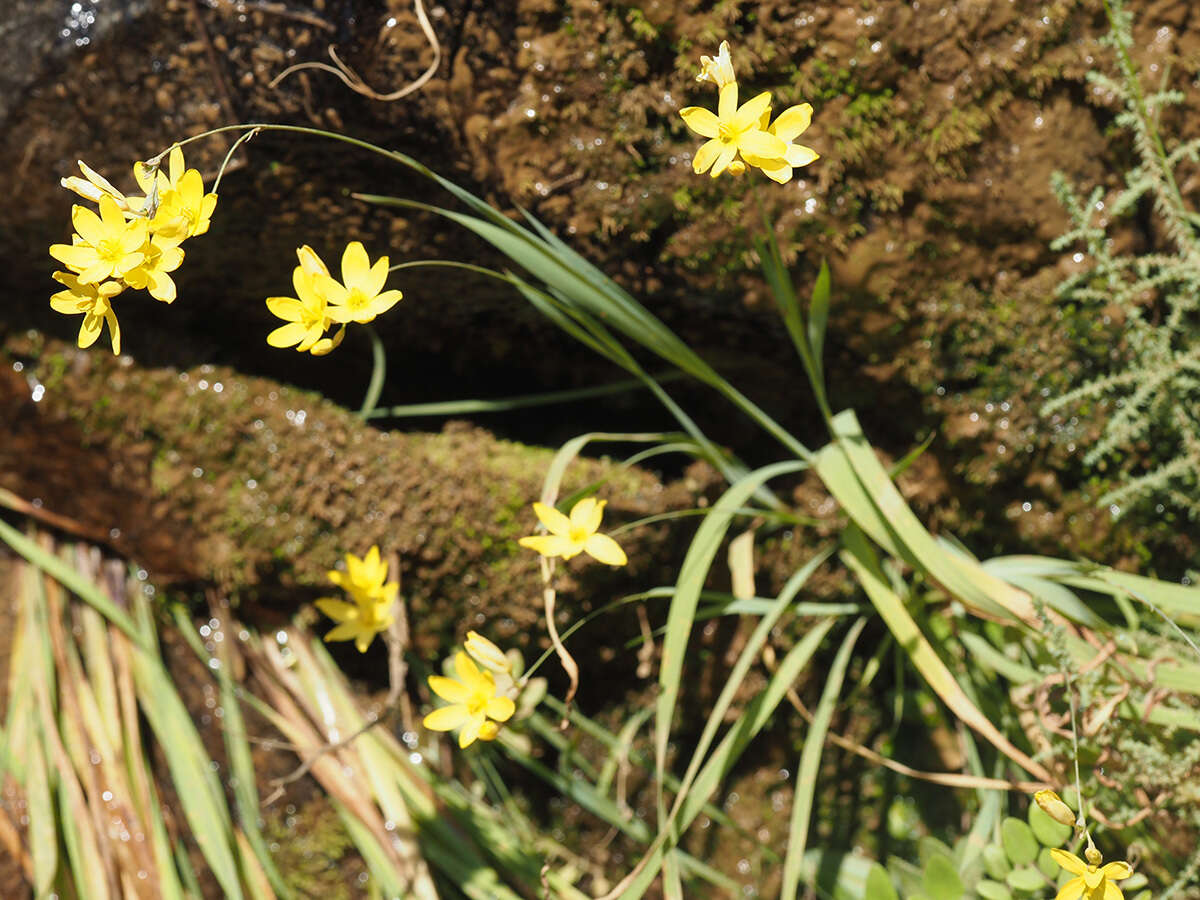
358 324 386 419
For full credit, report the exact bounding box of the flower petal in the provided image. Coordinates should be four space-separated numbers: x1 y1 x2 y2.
679 106 720 139
315 598 359 622
1100 882 1124 900
477 721 501 741
369 289 403 316
427 675 471 703
323 621 363 643
532 501 571 536
737 130 787 160
104 308 121 356
1050 850 1087 877
518 534 576 558
1100 862 1132 881
364 256 389 298
733 91 773 131
266 296 303 321
71 205 105 246
341 241 371 289
786 145 819 168
78 312 103 348
772 103 813 141
485 695 516 722
423 704 469 732
717 82 738 121
691 138 725 175
458 712 487 748
707 143 738 178
453 651 490 693
584 533 628 566
1054 877 1085 900
267 322 310 348
569 497 601 532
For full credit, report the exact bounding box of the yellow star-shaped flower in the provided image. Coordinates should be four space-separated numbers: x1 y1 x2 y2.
423 651 516 748
50 195 148 284
743 103 820 184
679 82 787 178
266 245 346 355
320 242 404 325
1050 848 1133 900
518 497 627 566
49 271 125 355
314 546 399 653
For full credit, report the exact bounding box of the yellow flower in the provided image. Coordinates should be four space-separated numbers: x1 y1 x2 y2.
1050 848 1133 900
123 235 185 303
49 272 124 355
679 83 787 178
423 651 516 748
743 103 819 184
464 631 511 674
696 41 736 88
314 546 399 653
326 545 398 604
266 245 345 354
518 497 628 566
151 169 218 240
321 242 404 325
50 196 148 284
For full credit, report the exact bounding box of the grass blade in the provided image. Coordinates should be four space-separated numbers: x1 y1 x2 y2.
780 617 866 899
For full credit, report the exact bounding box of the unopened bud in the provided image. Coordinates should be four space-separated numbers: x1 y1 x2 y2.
465 631 511 674
1035 789 1077 827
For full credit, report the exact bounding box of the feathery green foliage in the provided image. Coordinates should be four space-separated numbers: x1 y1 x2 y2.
1045 0 1200 518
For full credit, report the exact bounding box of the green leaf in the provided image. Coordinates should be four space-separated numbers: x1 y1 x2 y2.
864 863 899 900
1001 818 1039 866
654 460 807 814
922 853 964 900
0 518 145 647
780 617 866 899
1037 847 1059 880
982 844 1012 880
25 734 57 897
1004 866 1046 892
808 259 831 374
976 880 1013 900
1028 801 1072 848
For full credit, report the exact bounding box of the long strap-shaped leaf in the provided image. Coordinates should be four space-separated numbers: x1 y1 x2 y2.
653 461 808 815
816 410 1041 627
840 527 1053 783
780 616 867 899
608 618 838 899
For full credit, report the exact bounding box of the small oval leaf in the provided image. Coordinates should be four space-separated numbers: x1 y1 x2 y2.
1001 818 1039 866
983 844 1012 881
864 863 899 900
922 853 964 900
976 880 1013 900
1005 866 1047 893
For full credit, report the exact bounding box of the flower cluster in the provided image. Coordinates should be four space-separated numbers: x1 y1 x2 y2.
423 632 516 748
315 546 399 652
518 496 627 566
49 147 217 355
679 40 818 184
266 241 403 355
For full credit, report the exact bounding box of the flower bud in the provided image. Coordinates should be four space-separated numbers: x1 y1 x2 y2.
465 631 511 674
1035 789 1077 827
